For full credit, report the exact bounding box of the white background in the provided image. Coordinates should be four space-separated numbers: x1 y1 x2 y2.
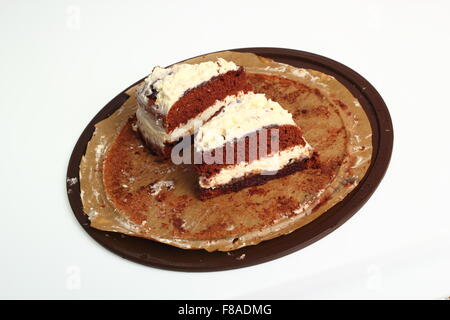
1 0 449 299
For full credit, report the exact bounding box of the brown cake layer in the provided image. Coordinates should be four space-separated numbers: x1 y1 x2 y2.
194 124 308 179
198 153 320 200
145 67 252 132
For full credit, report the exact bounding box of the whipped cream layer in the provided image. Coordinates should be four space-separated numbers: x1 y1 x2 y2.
199 144 313 189
138 58 238 115
136 92 246 148
194 92 296 152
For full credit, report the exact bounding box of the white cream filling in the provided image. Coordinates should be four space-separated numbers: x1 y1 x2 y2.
195 92 296 152
136 93 245 148
136 107 167 147
138 58 238 115
199 144 313 189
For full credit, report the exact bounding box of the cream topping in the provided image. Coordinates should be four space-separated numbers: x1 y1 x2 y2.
136 92 245 147
199 145 313 188
194 92 296 152
138 58 238 115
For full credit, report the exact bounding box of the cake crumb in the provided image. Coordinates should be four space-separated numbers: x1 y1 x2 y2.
236 254 246 261
67 177 78 186
94 144 105 162
150 180 174 196
87 210 99 218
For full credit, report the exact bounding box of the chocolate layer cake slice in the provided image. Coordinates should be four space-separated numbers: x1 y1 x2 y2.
194 92 318 200
136 58 251 156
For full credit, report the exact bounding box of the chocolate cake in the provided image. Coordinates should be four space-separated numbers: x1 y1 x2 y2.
137 59 316 200
136 58 251 157
193 92 316 199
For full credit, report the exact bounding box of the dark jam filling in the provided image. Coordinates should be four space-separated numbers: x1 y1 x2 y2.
147 86 158 100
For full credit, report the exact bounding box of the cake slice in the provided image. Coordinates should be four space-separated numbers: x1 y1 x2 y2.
136 58 251 156
193 92 318 200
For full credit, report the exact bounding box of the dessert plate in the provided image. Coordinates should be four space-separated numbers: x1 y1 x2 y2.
66 47 393 271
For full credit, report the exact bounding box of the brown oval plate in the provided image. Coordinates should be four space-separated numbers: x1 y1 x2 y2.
66 47 393 271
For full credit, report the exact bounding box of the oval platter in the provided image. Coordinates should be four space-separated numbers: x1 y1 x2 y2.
66 47 393 271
